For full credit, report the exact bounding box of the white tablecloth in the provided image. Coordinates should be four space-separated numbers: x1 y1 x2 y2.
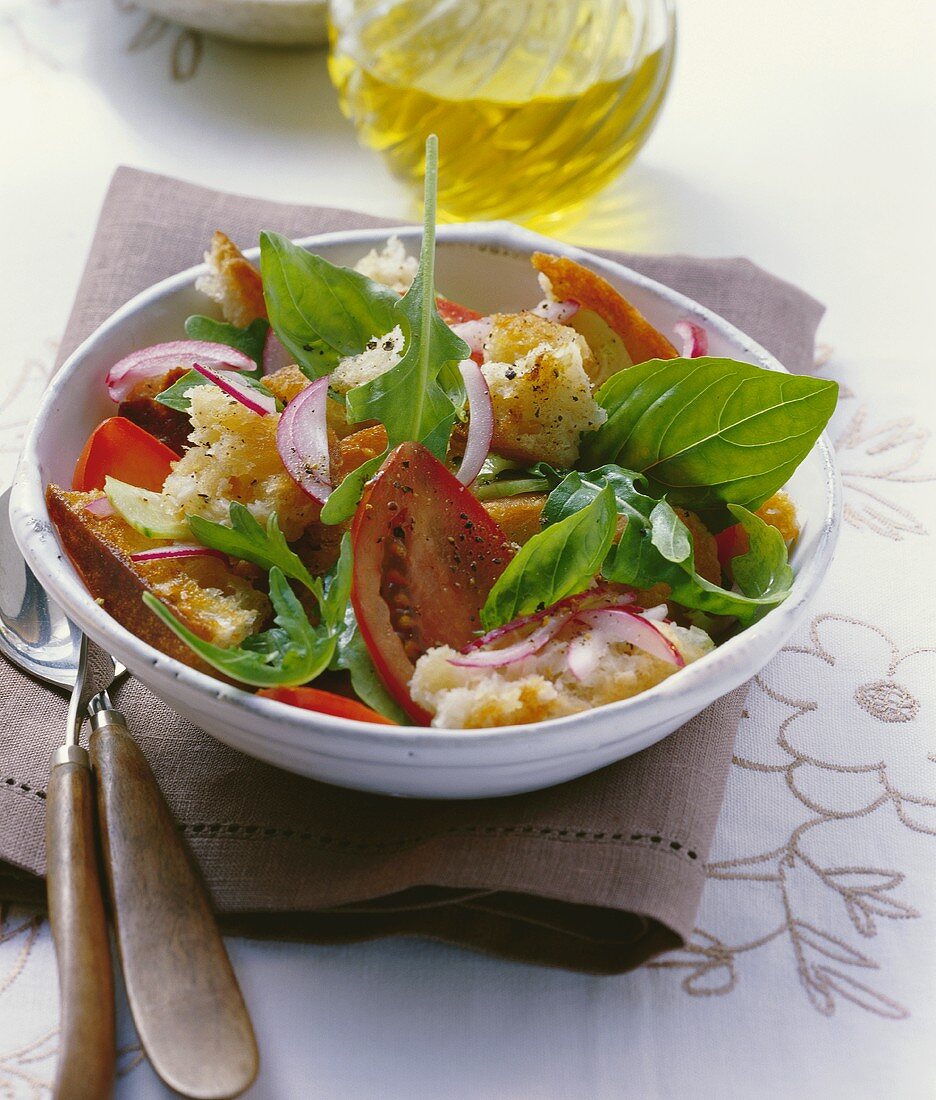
1 1 935 1095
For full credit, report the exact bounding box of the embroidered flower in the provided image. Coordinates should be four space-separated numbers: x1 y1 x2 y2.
754 615 936 829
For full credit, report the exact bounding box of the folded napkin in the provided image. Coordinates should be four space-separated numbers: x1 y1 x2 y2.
0 168 824 973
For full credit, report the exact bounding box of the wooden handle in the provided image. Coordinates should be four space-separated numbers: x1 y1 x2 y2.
46 748 116 1100
89 713 258 1100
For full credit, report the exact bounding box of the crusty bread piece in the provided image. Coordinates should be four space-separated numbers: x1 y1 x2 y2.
411 620 714 728
353 235 418 294
481 317 606 468
195 231 267 327
532 253 678 365
162 384 319 542
46 486 270 675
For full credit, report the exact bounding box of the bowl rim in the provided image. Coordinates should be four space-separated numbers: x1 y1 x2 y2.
10 220 841 758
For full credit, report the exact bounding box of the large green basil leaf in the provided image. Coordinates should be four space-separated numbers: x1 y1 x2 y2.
259 231 400 378
579 357 838 528
184 315 269 375
480 484 617 631
143 568 336 687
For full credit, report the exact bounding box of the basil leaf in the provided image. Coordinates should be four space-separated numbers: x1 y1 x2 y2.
480 484 617 630
142 568 335 687
259 231 399 378
345 136 469 458
728 504 793 603
545 466 793 625
580 357 838 527
188 503 321 596
155 369 279 414
184 315 269 375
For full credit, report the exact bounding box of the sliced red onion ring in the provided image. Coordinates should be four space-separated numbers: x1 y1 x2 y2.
106 340 255 402
451 592 637 669
276 374 332 504
454 359 494 486
263 329 293 376
673 321 709 358
449 613 574 668
130 544 225 563
574 608 684 668
451 318 493 358
84 497 115 517
192 362 277 416
531 299 580 324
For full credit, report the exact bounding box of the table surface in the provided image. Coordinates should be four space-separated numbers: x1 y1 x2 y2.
1 1 935 1096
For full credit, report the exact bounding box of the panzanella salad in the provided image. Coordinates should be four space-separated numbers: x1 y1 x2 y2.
48 138 837 728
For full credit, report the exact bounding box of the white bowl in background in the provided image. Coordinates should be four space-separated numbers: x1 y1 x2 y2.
10 223 840 798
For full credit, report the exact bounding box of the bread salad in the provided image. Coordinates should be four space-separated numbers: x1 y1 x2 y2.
47 139 837 728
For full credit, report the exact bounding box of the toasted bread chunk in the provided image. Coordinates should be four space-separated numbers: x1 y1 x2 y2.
46 486 270 674
481 493 546 546
532 253 677 365
484 311 596 375
333 424 389 482
481 317 606 468
196 231 267 327
162 384 318 541
353 235 418 294
263 364 308 404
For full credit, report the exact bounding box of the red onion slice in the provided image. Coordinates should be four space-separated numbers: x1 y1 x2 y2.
192 362 277 416
574 608 684 668
85 497 115 517
263 328 293 376
130 544 225 563
276 374 332 504
673 321 709 358
531 299 580 324
454 359 494 486
450 592 637 670
106 340 255 402
449 613 573 668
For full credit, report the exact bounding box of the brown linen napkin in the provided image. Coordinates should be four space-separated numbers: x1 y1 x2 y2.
0 168 824 973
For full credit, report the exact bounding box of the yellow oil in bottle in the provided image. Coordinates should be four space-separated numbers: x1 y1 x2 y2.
328 0 676 226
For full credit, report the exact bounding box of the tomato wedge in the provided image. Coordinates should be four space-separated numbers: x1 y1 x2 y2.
436 296 483 325
257 686 396 725
350 442 514 723
73 417 178 493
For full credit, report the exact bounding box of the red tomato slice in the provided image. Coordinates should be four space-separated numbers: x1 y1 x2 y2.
73 417 178 493
714 524 749 571
257 686 396 725
436 296 483 325
350 441 514 723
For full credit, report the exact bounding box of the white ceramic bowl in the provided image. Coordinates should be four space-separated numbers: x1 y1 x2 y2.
10 224 840 798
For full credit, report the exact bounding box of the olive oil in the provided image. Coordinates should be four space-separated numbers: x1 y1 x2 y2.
328 0 676 226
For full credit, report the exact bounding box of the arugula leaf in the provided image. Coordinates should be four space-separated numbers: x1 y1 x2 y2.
319 451 385 526
480 484 617 631
188 503 321 596
259 231 399 378
155 369 279 414
545 466 793 625
143 568 336 687
579 357 838 528
184 315 269 375
321 533 353 632
472 455 551 501
345 136 469 458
